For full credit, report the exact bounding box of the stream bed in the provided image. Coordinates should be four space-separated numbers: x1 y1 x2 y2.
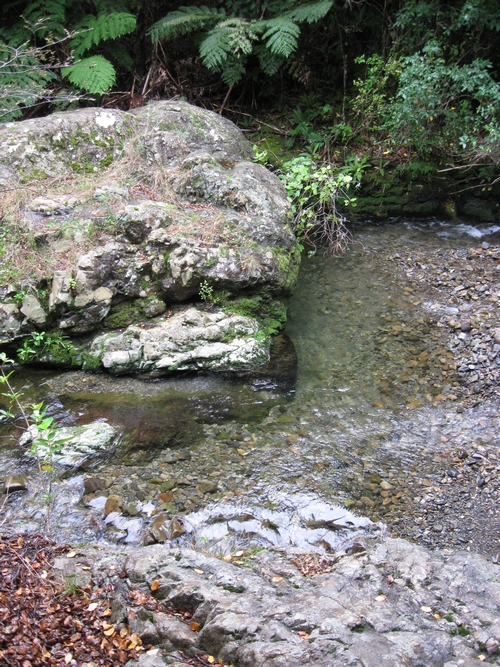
1 217 499 558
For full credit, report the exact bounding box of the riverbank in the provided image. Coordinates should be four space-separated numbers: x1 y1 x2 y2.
3 531 499 666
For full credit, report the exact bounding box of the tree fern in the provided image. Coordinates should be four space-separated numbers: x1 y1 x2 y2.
220 57 247 86
62 54 115 93
262 18 301 58
151 0 334 87
148 6 225 43
283 0 333 25
71 12 136 58
255 44 283 77
23 0 67 37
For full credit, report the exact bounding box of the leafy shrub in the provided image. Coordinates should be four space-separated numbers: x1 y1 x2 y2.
279 154 356 255
383 43 500 160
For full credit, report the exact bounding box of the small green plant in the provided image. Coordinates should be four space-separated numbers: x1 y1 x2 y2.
279 154 355 255
199 280 214 302
0 352 69 533
12 290 28 304
17 331 77 364
199 280 228 305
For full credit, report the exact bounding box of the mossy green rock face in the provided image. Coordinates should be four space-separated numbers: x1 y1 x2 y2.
0 102 300 375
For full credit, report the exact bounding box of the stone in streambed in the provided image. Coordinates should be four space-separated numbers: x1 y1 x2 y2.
2 474 28 493
104 494 122 518
83 477 108 494
22 421 117 468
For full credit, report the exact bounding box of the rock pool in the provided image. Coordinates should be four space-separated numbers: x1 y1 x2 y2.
1 217 499 557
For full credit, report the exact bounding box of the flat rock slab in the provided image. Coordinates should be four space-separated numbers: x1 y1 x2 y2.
26 420 117 467
59 537 500 666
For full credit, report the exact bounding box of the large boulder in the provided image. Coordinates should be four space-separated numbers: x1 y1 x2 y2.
0 102 300 374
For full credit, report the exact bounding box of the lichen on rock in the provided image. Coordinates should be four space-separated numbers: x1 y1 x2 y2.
0 101 300 375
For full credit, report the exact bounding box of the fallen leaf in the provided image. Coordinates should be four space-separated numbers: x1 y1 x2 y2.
88 602 99 612
66 551 77 558
150 579 160 591
271 576 283 583
103 626 115 636
420 606 432 613
207 656 215 664
100 608 112 617
190 621 201 631
234 550 245 557
80 565 91 571
194 568 204 575
146 649 159 656
375 594 386 602
64 653 72 664
223 555 233 561
478 655 486 662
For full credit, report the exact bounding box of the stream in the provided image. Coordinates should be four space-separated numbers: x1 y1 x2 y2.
1 217 499 557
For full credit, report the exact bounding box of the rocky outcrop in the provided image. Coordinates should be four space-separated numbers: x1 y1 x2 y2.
57 537 500 666
0 102 300 374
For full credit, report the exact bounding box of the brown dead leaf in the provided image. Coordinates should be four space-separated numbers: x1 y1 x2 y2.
150 579 160 591
190 621 201 632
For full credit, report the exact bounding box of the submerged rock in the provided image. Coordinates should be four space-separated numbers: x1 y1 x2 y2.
22 420 117 468
0 101 300 375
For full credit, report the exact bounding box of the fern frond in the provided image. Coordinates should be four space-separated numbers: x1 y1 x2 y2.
283 0 333 24
220 57 247 86
23 0 67 37
71 12 136 58
62 55 116 93
218 18 257 55
262 18 300 58
148 6 224 43
255 44 282 76
199 25 234 70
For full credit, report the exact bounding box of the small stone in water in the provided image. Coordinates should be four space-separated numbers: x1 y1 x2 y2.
83 477 107 494
104 495 122 518
2 475 27 494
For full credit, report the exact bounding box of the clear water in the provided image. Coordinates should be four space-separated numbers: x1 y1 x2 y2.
1 217 499 552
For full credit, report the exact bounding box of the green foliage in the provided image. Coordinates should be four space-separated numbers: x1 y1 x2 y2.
279 154 357 254
148 6 225 42
283 94 335 152
352 54 402 133
149 0 333 86
0 0 138 117
383 45 500 159
71 12 136 58
0 40 59 121
62 54 116 93
17 331 76 364
199 279 229 304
